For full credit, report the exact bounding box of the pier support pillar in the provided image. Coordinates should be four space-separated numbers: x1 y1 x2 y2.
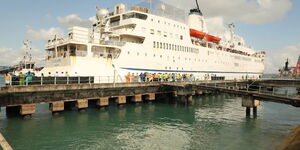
253 107 257 117
187 95 193 103
242 95 260 117
246 107 251 117
172 91 178 97
131 95 142 103
97 97 109 107
76 99 88 112
20 104 36 119
145 93 156 101
196 90 203 95
49 101 64 115
116 96 126 105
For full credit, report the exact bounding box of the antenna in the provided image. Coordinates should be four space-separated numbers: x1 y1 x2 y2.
195 0 200 11
194 0 203 15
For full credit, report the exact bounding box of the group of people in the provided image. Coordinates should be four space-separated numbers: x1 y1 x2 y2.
125 72 195 83
4 71 34 85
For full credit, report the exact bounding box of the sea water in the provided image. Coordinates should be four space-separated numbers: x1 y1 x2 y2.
0 94 299 150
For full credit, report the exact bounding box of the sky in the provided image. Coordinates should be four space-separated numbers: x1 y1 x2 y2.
0 0 299 73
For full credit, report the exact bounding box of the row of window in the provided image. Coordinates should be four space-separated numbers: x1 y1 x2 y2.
150 29 183 40
153 41 199 53
150 18 186 30
127 51 208 63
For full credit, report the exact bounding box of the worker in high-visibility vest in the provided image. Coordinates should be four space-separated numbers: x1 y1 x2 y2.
19 72 26 85
4 73 11 85
163 73 168 82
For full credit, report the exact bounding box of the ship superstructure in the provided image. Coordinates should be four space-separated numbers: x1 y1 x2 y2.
39 0 265 81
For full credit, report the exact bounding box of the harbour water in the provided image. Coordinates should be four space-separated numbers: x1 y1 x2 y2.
0 94 300 150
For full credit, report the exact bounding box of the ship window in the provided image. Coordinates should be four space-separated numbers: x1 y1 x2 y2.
157 30 161 36
169 44 171 50
150 29 154 35
160 42 162 49
110 16 120 27
92 46 105 58
180 35 183 40
163 43 165 49
157 42 159 48
153 41 156 48
164 32 167 37
70 44 87 57
123 13 147 20
172 44 174 50
166 44 168 50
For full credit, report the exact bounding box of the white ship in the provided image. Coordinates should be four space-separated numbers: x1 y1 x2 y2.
39 0 265 82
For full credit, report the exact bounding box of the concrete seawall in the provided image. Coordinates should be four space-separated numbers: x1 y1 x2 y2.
276 126 300 150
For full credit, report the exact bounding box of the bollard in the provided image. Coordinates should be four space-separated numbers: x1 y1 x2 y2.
258 86 261 94
272 88 275 95
89 76 91 84
78 76 80 84
54 77 57 85
247 84 249 92
67 76 69 84
41 77 43 85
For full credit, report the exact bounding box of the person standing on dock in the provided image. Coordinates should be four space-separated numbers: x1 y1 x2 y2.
26 71 33 85
19 72 25 85
4 73 11 85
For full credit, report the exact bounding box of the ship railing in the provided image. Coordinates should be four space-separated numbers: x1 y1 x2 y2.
1 75 260 87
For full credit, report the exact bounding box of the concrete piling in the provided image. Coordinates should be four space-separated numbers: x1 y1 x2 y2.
49 101 64 114
116 96 126 105
76 99 88 112
131 95 142 103
242 96 260 117
97 97 109 107
145 93 156 101
20 104 35 118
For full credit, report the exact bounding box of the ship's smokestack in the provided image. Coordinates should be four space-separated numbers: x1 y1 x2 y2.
188 0 208 33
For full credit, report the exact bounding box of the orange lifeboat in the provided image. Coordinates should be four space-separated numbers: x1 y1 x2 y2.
190 29 206 39
205 34 221 44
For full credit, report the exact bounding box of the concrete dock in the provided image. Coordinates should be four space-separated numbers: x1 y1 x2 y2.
0 133 13 150
0 80 299 118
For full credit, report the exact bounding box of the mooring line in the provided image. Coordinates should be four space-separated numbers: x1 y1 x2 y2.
0 133 13 150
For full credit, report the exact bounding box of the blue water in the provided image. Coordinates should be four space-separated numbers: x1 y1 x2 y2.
0 94 299 150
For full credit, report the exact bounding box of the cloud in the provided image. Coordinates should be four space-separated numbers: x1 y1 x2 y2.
0 46 45 67
26 27 64 41
0 48 22 66
57 14 96 27
265 42 300 73
205 17 227 36
162 0 292 24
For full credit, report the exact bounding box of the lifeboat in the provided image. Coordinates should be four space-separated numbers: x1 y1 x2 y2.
190 29 206 39
205 34 221 44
